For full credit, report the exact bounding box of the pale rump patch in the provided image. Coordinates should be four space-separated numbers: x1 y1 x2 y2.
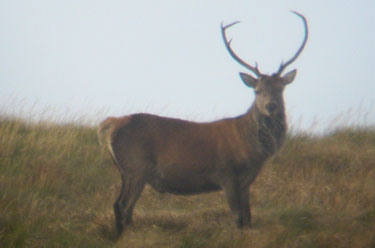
97 116 131 164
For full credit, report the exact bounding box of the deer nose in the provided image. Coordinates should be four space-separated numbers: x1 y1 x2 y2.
266 103 278 113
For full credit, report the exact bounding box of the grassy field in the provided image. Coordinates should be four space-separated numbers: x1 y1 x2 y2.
0 115 374 248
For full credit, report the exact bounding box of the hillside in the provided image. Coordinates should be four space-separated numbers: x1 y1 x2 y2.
0 115 374 248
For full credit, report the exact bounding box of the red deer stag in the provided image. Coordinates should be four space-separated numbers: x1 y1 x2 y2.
98 11 308 236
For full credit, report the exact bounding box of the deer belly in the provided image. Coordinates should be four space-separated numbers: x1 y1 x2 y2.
147 163 221 195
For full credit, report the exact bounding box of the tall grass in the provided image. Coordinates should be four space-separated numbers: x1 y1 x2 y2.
0 114 374 247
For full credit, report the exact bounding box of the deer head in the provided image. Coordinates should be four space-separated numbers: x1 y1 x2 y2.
221 11 308 117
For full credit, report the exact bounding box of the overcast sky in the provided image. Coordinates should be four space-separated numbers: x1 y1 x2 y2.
1 0 374 133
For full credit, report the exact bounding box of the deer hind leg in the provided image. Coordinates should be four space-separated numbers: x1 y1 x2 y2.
113 174 126 235
114 172 146 235
121 175 145 226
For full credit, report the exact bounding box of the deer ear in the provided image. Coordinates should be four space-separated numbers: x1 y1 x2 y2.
239 72 257 88
281 69 297 85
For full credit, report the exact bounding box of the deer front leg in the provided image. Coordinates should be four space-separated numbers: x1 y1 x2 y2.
222 179 243 228
223 178 252 228
239 187 251 228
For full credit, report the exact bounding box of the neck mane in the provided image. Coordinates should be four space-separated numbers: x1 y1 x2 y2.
240 104 287 156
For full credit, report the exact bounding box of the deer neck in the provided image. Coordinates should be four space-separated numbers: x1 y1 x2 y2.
240 103 287 156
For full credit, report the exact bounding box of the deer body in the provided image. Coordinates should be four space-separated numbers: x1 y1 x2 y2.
98 11 308 236
100 103 285 193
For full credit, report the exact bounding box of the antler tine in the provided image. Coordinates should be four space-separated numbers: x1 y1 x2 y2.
221 21 261 77
277 11 309 75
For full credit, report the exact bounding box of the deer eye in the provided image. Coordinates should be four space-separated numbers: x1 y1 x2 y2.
255 90 260 95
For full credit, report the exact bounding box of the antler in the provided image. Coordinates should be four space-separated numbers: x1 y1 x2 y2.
277 11 309 75
221 21 262 77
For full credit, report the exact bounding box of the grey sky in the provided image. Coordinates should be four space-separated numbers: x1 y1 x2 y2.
1 0 374 132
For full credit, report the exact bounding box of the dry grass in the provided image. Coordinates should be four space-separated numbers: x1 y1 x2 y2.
0 115 374 248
